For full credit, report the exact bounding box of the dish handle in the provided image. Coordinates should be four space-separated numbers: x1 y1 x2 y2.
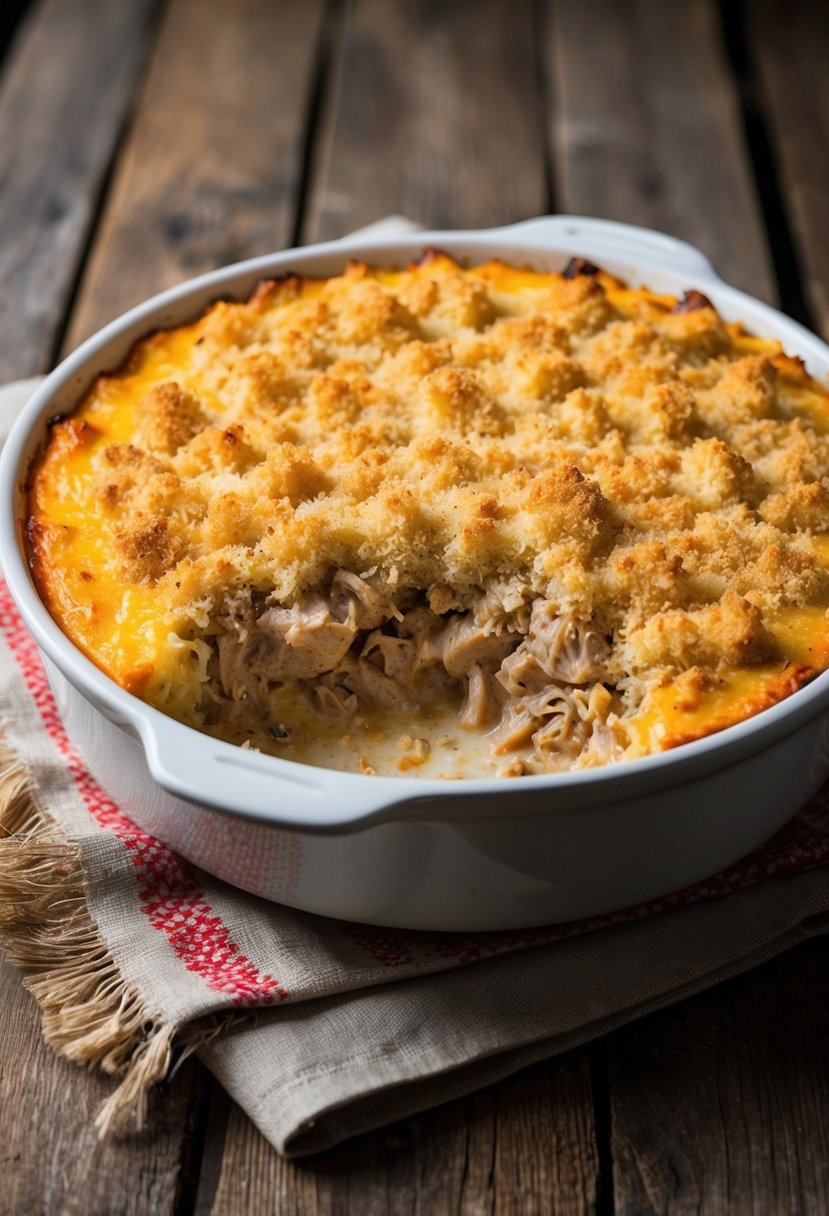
140 715 419 833
501 214 721 282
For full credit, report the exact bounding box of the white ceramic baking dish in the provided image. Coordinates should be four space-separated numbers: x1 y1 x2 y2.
3 215 829 931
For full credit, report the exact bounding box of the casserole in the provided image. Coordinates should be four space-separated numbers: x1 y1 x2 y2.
3 215 829 930
29 248 829 782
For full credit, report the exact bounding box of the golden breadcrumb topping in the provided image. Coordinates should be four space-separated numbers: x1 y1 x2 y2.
28 253 829 776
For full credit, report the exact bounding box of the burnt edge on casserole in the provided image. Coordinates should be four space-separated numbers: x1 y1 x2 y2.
26 252 829 778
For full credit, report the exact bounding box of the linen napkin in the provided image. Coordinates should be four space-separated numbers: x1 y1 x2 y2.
2 364 829 1158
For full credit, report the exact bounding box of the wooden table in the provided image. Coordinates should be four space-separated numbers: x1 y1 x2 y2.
1 1 828 1211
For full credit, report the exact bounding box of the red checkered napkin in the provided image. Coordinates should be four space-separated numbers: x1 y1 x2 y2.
2 364 829 1155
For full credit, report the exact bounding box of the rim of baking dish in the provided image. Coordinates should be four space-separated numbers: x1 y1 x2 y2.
4 215 829 833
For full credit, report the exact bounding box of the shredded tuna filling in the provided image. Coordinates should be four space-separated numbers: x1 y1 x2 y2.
201 570 620 772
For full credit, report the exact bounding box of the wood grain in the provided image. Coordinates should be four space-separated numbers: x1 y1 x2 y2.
0 0 160 380
605 938 829 1216
545 0 775 300
200 1051 598 1215
63 0 326 351
304 0 549 242
751 1 829 336
0 956 207 1216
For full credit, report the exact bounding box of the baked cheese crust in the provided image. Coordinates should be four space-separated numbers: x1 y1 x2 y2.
28 253 829 775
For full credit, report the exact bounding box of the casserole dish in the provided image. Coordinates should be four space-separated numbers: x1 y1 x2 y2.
3 215 829 931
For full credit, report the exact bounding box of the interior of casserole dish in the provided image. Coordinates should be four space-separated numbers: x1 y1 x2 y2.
25 250 829 779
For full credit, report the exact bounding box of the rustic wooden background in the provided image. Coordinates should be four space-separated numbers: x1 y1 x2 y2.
1 1 828 1212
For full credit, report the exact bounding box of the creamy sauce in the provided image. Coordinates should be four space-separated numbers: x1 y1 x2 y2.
208 699 522 780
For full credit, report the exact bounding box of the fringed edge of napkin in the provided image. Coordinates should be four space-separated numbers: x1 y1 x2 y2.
0 741 214 1135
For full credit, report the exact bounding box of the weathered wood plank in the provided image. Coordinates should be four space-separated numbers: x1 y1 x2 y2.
0 1 210 1209
0 0 160 381
200 1050 599 1215
304 0 549 242
1 2 328 1211
545 0 775 300
0 955 207 1216
606 938 829 1215
547 9 828 1208
751 1 829 337
195 6 596 1209
63 0 326 351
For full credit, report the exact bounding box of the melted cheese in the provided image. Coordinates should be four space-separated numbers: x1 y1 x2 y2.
28 326 210 709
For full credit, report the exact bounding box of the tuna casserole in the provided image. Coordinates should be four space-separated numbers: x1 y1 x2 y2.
27 254 829 778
